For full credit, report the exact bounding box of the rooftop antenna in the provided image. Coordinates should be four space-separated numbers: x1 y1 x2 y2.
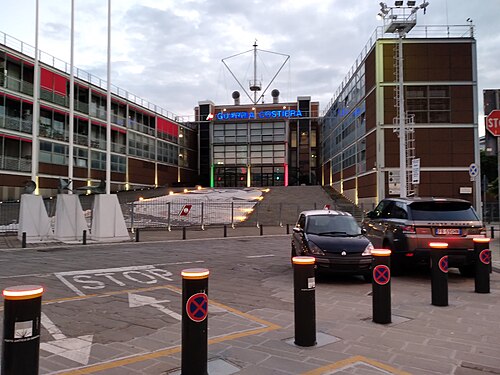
249 40 261 104
222 41 290 105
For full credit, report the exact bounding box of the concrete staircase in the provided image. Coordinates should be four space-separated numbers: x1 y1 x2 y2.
242 185 367 227
322 185 366 222
242 186 335 226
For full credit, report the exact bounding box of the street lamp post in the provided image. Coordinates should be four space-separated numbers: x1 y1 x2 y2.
378 1 429 198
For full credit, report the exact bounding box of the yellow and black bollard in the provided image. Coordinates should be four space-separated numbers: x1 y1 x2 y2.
473 238 491 293
372 249 392 324
181 268 209 375
2 285 44 375
430 242 449 306
292 256 316 347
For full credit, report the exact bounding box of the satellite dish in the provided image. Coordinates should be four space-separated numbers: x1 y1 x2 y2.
23 180 36 195
58 178 72 194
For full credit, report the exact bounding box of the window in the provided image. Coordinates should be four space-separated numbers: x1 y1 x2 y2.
91 150 106 170
39 141 68 165
74 147 88 168
406 85 450 124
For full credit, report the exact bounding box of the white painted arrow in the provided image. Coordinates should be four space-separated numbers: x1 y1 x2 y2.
40 312 93 365
128 293 182 321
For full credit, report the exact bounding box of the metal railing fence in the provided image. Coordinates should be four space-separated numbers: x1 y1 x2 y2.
12 196 494 236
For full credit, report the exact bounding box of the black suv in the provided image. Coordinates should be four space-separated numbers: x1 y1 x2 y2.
362 197 486 275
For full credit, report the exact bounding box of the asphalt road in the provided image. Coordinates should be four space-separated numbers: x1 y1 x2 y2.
0 235 499 374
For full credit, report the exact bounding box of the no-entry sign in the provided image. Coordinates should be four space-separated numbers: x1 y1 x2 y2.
486 110 500 136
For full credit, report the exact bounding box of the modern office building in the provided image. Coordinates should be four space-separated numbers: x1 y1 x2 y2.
0 31 198 201
195 92 320 188
321 24 480 210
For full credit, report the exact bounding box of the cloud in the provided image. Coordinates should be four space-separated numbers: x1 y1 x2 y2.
0 0 499 129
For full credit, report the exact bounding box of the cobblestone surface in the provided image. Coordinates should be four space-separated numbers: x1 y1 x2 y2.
0 232 499 374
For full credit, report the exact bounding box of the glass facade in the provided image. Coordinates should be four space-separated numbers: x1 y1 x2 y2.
211 120 287 187
322 60 366 167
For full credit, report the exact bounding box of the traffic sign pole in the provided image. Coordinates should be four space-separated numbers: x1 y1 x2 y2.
430 242 448 307
292 256 316 347
372 249 391 324
181 268 209 375
473 238 491 293
486 110 500 221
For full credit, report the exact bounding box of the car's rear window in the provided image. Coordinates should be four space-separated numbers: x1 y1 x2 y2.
409 201 479 221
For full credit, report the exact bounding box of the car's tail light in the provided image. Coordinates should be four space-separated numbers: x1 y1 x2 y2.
399 225 416 234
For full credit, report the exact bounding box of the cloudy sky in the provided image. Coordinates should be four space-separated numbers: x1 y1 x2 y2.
1 0 499 132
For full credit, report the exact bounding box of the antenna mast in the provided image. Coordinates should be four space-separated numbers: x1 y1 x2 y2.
249 40 261 104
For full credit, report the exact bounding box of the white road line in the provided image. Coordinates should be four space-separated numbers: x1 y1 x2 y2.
245 254 275 258
41 312 66 340
55 274 86 297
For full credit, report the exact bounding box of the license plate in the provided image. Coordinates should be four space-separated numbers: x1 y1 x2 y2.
435 228 461 235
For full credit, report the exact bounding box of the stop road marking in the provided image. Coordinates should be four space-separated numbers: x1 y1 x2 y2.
55 265 174 296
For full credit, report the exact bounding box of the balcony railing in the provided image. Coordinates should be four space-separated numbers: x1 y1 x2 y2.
0 156 31 172
2 76 34 96
1 116 32 134
0 30 191 122
111 142 126 154
74 134 88 146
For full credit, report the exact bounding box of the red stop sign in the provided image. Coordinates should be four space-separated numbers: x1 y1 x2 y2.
486 110 500 136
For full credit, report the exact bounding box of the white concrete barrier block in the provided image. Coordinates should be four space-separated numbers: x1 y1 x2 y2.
91 194 130 242
18 194 54 242
54 194 89 241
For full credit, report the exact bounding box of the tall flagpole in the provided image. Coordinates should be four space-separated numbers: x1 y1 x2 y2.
31 0 40 194
106 0 111 194
68 0 75 193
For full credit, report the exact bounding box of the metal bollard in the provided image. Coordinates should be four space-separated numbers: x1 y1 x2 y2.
2 285 44 375
286 224 290 235
491 226 495 239
260 224 263 236
430 242 449 306
372 249 392 324
292 256 316 347
83 230 87 245
182 227 186 240
181 268 209 375
223 224 227 238
473 238 491 293
135 228 140 243
22 232 27 249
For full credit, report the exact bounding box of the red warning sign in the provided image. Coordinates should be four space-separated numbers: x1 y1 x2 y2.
438 256 448 273
186 293 208 322
324 204 331 210
179 204 192 216
373 265 390 285
479 249 491 265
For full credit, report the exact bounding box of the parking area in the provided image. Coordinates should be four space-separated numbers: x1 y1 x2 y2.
0 234 499 374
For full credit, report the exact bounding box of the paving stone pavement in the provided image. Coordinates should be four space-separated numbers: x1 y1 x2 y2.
0 230 499 374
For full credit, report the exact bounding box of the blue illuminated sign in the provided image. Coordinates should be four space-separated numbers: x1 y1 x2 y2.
215 109 303 121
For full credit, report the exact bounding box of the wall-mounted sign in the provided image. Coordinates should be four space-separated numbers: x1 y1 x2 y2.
215 109 303 121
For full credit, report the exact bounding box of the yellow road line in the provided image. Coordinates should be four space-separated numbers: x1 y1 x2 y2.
301 355 412 375
0 284 181 311
37 284 281 374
